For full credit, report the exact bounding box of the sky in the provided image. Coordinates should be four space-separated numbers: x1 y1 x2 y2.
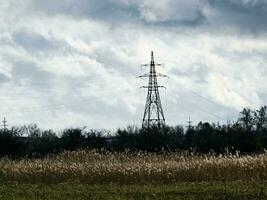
0 0 267 131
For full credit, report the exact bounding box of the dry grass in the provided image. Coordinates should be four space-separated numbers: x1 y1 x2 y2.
0 150 266 184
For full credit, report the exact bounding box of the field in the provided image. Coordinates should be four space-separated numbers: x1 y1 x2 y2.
0 182 266 200
0 150 267 199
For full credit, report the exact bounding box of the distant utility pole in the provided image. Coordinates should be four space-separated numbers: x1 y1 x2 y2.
138 51 167 128
2 117 8 132
186 116 193 130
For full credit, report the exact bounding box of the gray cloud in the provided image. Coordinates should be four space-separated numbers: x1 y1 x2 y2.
13 32 58 52
203 0 267 34
29 0 207 27
30 0 140 23
0 73 9 84
27 0 267 34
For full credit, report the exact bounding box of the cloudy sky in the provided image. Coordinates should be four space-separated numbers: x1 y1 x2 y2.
0 0 267 130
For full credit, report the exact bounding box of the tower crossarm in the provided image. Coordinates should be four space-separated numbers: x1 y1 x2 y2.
138 73 167 78
140 86 166 89
141 63 163 67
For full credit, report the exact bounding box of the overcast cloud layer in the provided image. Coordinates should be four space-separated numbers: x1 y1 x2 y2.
0 0 267 130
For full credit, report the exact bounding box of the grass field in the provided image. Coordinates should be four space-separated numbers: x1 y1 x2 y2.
0 150 266 199
0 182 266 200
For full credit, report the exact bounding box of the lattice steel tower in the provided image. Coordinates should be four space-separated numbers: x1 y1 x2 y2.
139 51 167 128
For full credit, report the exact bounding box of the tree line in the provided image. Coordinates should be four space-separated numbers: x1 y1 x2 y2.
1 106 267 158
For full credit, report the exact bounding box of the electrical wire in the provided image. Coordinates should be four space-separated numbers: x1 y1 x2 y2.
0 62 239 124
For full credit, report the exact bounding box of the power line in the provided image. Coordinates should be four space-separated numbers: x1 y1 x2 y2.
0 81 135 102
0 58 240 125
0 69 139 102
178 84 240 116
0 67 138 91
0 89 140 115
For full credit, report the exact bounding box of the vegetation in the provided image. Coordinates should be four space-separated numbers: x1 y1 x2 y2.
0 150 267 199
0 182 266 200
0 106 267 199
0 106 267 157
0 150 267 184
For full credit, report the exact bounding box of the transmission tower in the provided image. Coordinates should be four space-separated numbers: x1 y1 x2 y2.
2 117 8 132
139 51 167 128
186 116 193 130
